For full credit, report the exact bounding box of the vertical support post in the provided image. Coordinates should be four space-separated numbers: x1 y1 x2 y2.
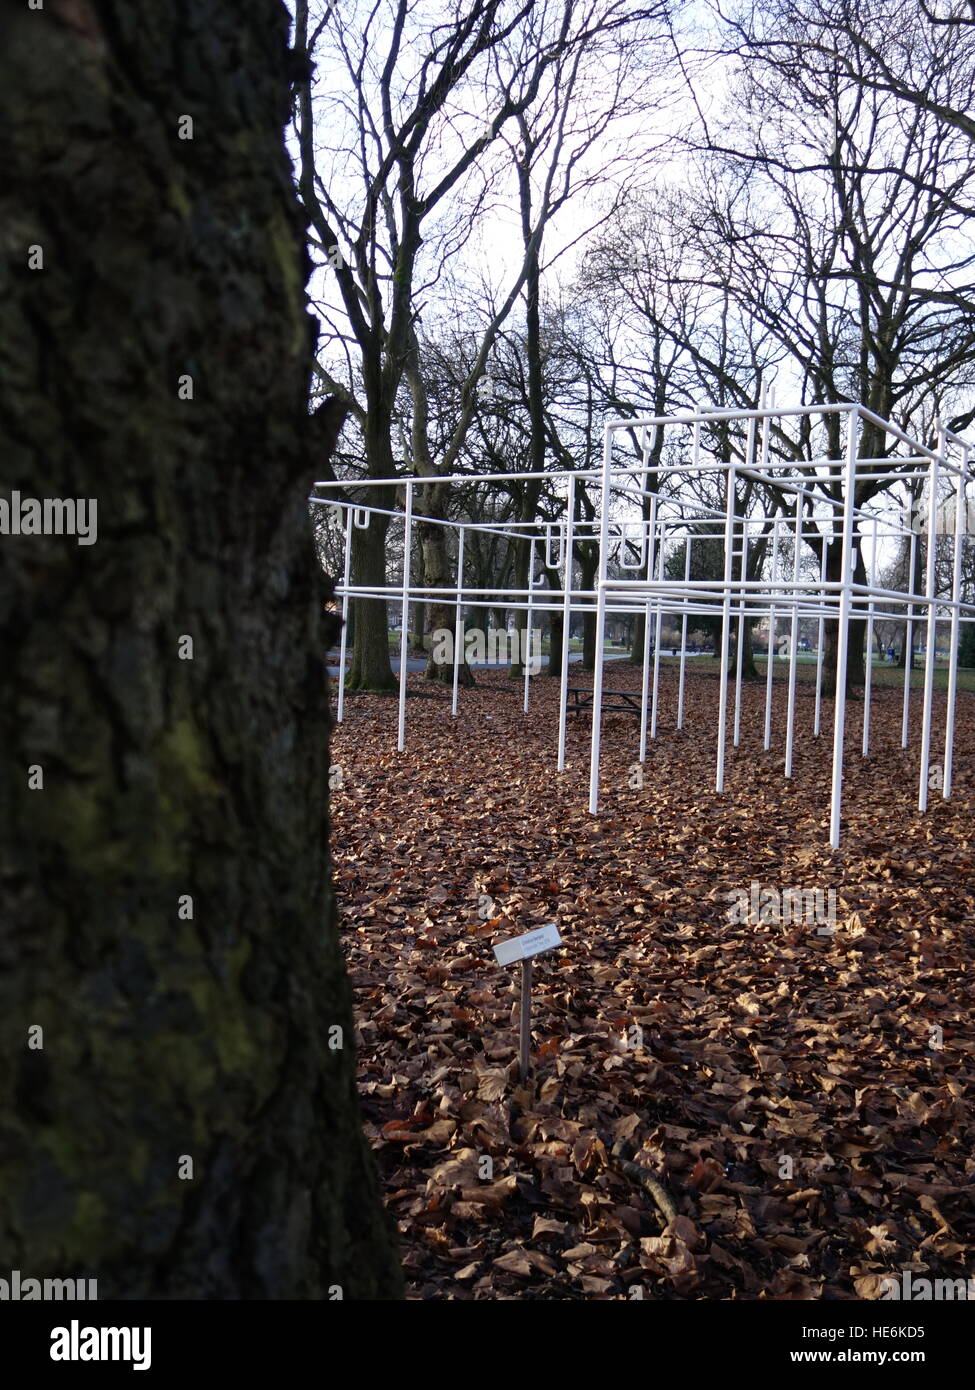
902 523 917 749
785 503 802 778
519 958 533 1080
732 419 757 749
678 526 692 730
397 481 414 754
814 536 826 738
452 525 465 717
944 448 967 798
919 428 942 812
829 408 859 849
524 536 536 714
716 449 740 794
640 499 657 761
589 426 614 814
764 517 780 751
336 507 353 724
650 517 664 740
733 519 748 747
557 475 576 772
862 515 877 757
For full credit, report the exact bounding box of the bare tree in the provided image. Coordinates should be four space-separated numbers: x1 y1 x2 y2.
2 0 401 1297
636 0 975 687
294 0 669 688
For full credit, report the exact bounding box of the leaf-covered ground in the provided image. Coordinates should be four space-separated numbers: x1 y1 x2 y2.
330 662 975 1300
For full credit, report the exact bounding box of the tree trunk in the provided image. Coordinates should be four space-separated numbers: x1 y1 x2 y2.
897 537 923 670
347 515 396 691
819 537 867 698
629 491 656 664
510 129 546 683
630 611 645 664
729 620 760 680
510 536 532 677
410 593 427 656
579 547 599 671
1 2 402 1299
583 614 597 669
547 610 563 676
420 516 474 685
960 623 975 667
543 562 563 677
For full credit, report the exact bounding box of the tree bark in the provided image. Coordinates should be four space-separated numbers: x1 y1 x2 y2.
419 510 475 686
1 1 402 1299
410 595 427 657
819 538 867 698
347 513 396 691
629 611 644 664
544 563 563 677
579 547 599 670
729 620 760 680
897 535 924 670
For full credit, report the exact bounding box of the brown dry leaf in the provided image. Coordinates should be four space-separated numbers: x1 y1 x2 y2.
532 1216 569 1238
853 1274 891 1300
331 663 975 1300
476 1070 508 1102
458 1176 519 1207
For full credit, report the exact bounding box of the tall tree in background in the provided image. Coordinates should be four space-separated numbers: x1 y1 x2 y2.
296 0 670 689
588 0 975 692
0 1 401 1298
296 0 556 691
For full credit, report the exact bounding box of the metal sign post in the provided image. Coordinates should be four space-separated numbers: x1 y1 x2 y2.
493 923 562 1080
519 958 533 1080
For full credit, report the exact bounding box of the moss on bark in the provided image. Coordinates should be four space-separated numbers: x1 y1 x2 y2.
1 0 402 1299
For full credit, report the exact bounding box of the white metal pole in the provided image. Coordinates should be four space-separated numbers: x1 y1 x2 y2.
943 452 967 798
902 524 917 750
557 478 576 773
651 518 665 739
733 520 748 747
764 518 780 751
829 408 859 849
640 501 656 762
336 508 354 724
637 421 655 731
732 420 757 748
452 525 465 716
918 430 942 812
862 516 876 757
524 537 536 713
588 426 614 814
678 528 692 730
813 536 826 738
785 505 801 779
397 481 413 753
519 958 533 1080
716 460 739 794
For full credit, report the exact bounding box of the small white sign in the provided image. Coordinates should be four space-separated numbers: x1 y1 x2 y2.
493 923 562 967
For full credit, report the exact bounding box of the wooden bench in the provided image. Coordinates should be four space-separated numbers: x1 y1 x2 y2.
567 687 643 717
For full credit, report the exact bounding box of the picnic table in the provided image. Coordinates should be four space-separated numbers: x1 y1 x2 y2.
566 687 643 717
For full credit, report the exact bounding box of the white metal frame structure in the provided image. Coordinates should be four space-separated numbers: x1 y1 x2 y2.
311 401 974 848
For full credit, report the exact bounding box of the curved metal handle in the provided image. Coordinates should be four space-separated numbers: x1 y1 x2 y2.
618 522 647 570
544 522 566 569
